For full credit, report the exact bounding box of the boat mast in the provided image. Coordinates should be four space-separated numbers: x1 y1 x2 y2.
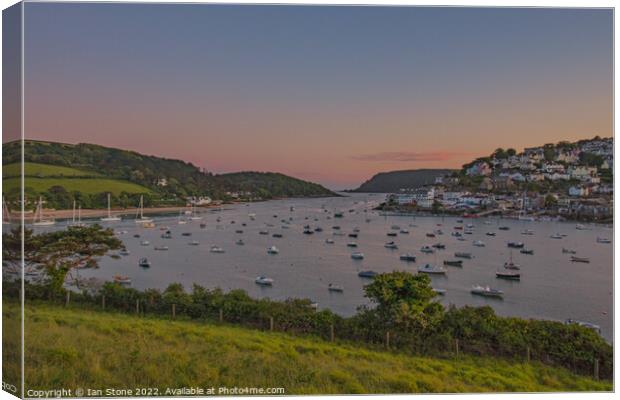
72 200 76 224
107 193 112 218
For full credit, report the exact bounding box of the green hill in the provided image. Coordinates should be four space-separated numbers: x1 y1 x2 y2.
352 169 455 193
5 303 610 394
2 140 337 207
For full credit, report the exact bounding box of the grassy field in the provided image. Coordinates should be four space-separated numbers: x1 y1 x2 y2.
6 303 611 394
3 162 151 196
3 162 102 178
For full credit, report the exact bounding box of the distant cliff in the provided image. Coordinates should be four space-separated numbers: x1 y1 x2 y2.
351 169 455 193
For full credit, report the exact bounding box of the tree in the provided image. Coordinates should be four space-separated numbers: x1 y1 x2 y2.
506 148 517 157
364 271 444 329
2 225 123 292
544 194 558 208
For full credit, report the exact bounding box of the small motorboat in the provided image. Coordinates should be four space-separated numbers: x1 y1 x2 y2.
334 212 344 218
390 225 401 230
133 234 141 238
420 245 434 254
357 270 377 278
452 231 463 237
181 232 192 237
507 241 524 248
188 240 200 246
575 224 586 230
347 242 358 248
138 258 150 268
473 240 485 247
443 260 463 267
387 232 398 237
564 319 601 334
267 246 279 254
521 229 534 235
200 223 207 229
435 229 444 235
255 276 274 286
496 270 520 280
418 264 447 275
236 239 245 245
597 237 611 244
384 241 398 249
328 284 344 293
498 226 510 231
325 238 335 244
119 249 131 256
486 232 496 236
235 230 244 234
399 254 416 262
562 248 577 254
210 245 225 253
161 231 173 239
113 275 131 285
454 252 472 259
353 227 361 233
303 229 314 235
348 233 358 238
433 288 447 296
471 285 503 298
350 252 364 260
400 229 409 234
259 230 270 235
550 233 562 239
314 227 323 232
432 243 446 250
464 229 474 235
520 248 534 255
570 256 590 263
332 226 341 230
154 245 169 251
140 240 150 246
272 233 283 238
425 233 436 238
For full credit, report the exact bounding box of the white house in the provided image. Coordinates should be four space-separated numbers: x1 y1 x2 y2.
568 186 589 197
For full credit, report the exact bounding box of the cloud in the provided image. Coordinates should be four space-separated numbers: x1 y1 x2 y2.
351 151 470 162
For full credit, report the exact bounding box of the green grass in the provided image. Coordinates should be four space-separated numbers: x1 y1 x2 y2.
3 162 102 178
6 303 611 394
2 162 151 196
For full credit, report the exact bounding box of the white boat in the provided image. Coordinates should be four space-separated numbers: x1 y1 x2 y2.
325 238 335 244
496 269 520 280
347 242 358 247
267 246 279 254
575 224 586 230
328 284 344 292
236 239 245 245
210 245 225 253
420 245 434 254
255 276 274 286
138 258 150 267
188 240 200 246
550 233 562 239
418 264 446 275
400 229 409 234
2 197 11 225
350 252 364 260
473 240 485 247
596 237 611 244
471 285 503 298
135 195 154 224
154 245 169 251
100 193 121 222
384 241 398 249
68 200 86 227
562 248 577 254
33 197 56 226
140 240 150 246
177 209 188 225
503 251 520 270
113 275 131 285
454 252 472 259
570 256 590 263
521 229 534 235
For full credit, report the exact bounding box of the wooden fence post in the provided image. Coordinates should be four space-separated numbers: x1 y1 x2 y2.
594 358 599 380
65 291 70 307
219 308 223 323
386 331 390 349
330 324 335 342
526 346 531 363
172 303 176 319
269 317 274 331
455 339 460 357
136 299 140 314
102 295 106 310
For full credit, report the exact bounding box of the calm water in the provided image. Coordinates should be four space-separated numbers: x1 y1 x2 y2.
31 193 614 340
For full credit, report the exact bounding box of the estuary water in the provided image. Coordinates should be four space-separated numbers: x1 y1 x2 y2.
32 193 614 340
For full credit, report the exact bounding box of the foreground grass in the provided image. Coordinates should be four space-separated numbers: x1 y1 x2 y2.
8 303 611 394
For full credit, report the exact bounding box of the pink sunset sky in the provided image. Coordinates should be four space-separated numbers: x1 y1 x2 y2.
6 5 613 189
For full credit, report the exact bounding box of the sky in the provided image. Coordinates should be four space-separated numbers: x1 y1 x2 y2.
6 4 614 189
